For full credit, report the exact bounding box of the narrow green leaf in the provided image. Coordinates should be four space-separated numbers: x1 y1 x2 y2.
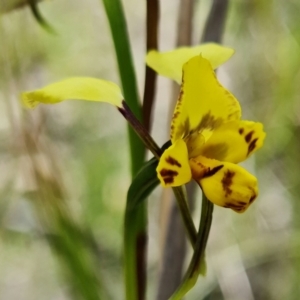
126 141 172 211
101 0 144 176
100 1 146 299
127 157 159 211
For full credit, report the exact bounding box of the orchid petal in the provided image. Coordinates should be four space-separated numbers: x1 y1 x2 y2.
22 77 123 109
199 121 266 163
157 139 192 187
171 55 241 144
190 156 258 213
146 43 234 84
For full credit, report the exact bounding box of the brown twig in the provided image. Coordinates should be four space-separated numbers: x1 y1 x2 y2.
131 1 159 298
142 0 159 132
201 0 229 43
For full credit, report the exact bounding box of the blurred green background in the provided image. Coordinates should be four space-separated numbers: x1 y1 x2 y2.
0 0 299 299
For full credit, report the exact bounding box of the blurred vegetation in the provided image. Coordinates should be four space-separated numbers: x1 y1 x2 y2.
0 0 300 299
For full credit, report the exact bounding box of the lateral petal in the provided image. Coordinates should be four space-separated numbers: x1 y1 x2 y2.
146 43 234 84
199 120 266 163
171 55 241 144
157 139 192 187
22 77 123 109
190 156 258 213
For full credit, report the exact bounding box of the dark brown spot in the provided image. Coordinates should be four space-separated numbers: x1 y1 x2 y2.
160 169 178 177
165 156 181 167
239 128 244 135
164 177 174 184
248 138 258 155
222 170 235 196
160 169 178 185
245 130 254 143
180 111 224 141
173 112 180 119
203 165 224 178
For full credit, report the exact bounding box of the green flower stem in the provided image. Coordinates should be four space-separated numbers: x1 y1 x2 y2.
172 186 197 248
118 101 162 159
170 194 214 300
197 194 214 259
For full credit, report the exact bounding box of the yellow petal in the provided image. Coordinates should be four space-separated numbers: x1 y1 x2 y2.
199 121 266 163
171 55 241 144
22 77 123 109
190 156 258 213
157 139 192 187
146 43 234 84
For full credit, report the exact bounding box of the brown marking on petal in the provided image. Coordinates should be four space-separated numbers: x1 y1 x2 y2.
160 169 178 177
182 111 223 141
249 195 256 204
239 128 244 135
222 170 235 197
245 130 254 143
248 138 258 155
190 159 207 180
165 156 181 167
196 111 223 132
160 169 178 185
224 203 245 209
173 112 180 120
164 177 174 184
203 165 224 178
177 90 183 103
224 202 247 212
248 186 257 203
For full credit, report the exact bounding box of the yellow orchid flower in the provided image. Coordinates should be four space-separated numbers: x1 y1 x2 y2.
152 54 265 213
21 44 265 213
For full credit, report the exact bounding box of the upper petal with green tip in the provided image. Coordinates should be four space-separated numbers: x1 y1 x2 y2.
146 43 234 83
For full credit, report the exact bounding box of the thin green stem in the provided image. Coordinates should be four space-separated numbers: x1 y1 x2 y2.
172 186 197 248
170 194 214 300
198 194 214 258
